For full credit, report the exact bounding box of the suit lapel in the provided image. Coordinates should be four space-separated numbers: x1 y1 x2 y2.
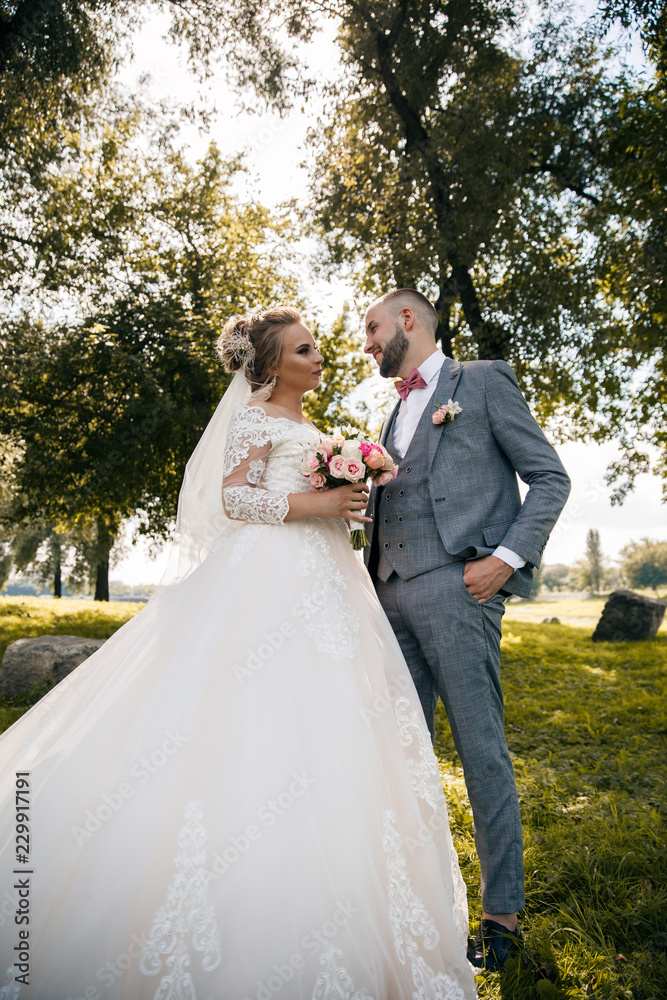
380 401 400 452
368 401 400 531
427 357 462 467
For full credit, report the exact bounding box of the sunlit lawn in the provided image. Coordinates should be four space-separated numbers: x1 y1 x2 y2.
435 614 667 999
1 595 666 997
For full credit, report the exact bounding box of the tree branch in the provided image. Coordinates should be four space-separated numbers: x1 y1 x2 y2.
530 162 601 205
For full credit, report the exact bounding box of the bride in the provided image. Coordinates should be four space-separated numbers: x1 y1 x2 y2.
0 307 477 999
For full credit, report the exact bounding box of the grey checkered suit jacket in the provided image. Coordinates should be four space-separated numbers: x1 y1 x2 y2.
365 356 571 598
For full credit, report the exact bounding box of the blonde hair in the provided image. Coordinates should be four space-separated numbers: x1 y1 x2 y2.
216 306 302 394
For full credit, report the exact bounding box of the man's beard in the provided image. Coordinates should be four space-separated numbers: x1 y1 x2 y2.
379 323 410 378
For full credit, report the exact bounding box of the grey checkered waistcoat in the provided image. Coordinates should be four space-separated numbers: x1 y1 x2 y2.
376 406 455 582
365 356 571 598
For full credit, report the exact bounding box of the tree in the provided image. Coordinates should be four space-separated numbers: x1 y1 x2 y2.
530 564 543 598
586 1 667 500
621 538 667 593
168 0 667 496
0 111 298 599
575 528 605 594
599 2 667 69
9 524 67 599
541 564 572 593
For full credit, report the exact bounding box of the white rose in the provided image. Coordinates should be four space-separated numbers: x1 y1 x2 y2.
341 439 363 459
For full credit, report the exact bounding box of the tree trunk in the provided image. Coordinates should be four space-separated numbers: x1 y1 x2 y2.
93 521 111 602
369 28 512 362
94 556 109 602
52 535 61 598
434 272 455 357
452 264 511 361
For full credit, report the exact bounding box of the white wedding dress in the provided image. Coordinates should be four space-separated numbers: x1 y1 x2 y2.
0 402 477 1000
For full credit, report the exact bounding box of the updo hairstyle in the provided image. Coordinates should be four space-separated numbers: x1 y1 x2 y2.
216 306 302 396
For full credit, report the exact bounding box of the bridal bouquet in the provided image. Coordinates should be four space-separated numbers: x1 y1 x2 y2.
301 435 398 549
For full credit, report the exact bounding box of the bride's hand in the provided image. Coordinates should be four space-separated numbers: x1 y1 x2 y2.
284 482 371 523
316 483 371 523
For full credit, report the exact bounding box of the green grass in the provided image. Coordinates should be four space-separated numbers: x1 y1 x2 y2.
435 620 667 999
1 596 666 997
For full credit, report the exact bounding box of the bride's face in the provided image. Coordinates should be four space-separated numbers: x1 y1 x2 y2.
275 323 323 394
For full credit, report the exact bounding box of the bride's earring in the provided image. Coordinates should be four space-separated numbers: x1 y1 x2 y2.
251 374 277 402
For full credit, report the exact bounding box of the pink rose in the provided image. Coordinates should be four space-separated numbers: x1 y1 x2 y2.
343 458 365 482
310 471 327 489
362 444 385 470
374 469 395 486
379 445 394 471
307 453 321 471
432 404 450 425
319 438 335 458
329 455 347 478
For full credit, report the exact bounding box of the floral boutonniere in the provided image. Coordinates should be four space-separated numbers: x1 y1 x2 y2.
432 398 462 425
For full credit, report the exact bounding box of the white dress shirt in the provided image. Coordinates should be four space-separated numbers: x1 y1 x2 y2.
391 350 526 571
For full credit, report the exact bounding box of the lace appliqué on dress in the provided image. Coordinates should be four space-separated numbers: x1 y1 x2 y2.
393 696 445 813
222 408 290 525
223 484 289 525
311 947 375 1000
382 810 467 1000
227 524 264 569
392 698 469 945
293 523 360 660
222 407 273 479
246 459 265 485
0 968 20 1000
139 800 222 999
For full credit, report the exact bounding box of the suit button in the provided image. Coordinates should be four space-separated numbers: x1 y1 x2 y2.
383 542 390 549
398 516 403 523
385 493 392 500
406 467 412 472
399 490 404 496
398 543 404 550
384 518 389 524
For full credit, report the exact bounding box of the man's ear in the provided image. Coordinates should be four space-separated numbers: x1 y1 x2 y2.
402 308 416 331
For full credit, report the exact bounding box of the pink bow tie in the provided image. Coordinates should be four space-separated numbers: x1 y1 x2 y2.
395 368 427 400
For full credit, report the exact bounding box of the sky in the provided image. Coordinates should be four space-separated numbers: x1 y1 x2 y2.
111 3 666 586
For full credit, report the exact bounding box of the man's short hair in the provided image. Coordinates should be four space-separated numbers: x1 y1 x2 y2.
376 288 438 335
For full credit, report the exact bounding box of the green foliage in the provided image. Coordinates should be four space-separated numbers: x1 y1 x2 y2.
576 528 606 595
541 565 572 593
189 0 667 493
530 564 543 598
0 0 125 166
599 1 667 71
621 538 667 593
0 112 298 595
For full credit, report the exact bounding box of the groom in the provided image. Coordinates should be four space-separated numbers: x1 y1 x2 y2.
363 289 570 970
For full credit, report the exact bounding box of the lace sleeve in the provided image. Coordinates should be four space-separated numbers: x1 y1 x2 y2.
222 407 290 525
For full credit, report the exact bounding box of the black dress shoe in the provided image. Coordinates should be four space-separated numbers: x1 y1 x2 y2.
467 918 523 971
